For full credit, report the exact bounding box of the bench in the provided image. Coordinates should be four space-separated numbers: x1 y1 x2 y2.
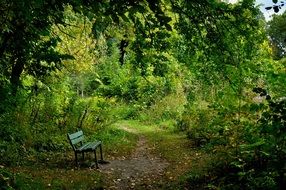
67 130 104 168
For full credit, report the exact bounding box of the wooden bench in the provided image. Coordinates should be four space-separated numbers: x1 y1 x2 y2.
67 130 104 168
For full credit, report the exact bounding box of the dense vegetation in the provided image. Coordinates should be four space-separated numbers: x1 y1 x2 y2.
1 0 285 189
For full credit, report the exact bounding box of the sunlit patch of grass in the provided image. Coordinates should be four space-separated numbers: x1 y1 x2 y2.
136 122 211 190
114 120 211 182
89 124 138 158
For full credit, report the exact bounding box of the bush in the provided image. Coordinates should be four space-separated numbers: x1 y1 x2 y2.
182 94 286 189
140 90 187 124
0 114 29 166
0 141 27 166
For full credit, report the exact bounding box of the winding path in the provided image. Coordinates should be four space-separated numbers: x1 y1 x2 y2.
100 124 169 189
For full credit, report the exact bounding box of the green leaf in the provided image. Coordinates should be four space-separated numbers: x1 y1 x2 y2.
120 14 130 23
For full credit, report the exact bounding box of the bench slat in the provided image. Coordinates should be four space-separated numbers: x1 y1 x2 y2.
78 141 101 152
86 141 101 150
77 142 92 152
68 131 83 140
70 135 84 145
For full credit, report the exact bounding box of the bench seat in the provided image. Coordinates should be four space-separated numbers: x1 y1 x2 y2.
77 141 102 152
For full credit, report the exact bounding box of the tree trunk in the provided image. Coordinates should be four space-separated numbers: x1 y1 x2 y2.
119 39 128 65
77 107 89 129
10 57 25 95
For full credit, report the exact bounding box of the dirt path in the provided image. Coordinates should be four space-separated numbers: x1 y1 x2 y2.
100 125 169 189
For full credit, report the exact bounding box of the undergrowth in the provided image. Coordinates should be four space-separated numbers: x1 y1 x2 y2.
0 122 138 190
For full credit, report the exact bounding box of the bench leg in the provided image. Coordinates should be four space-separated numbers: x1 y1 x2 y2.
99 144 103 161
94 150 99 169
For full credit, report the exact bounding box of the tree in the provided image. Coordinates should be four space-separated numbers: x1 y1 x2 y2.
267 12 286 59
0 0 77 96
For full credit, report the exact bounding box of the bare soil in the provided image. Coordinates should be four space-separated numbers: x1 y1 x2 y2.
99 125 169 189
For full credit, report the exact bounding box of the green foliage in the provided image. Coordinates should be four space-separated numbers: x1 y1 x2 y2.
0 112 29 166
0 142 26 167
267 11 286 59
143 91 187 123
0 167 59 189
1 0 286 189
180 90 286 189
257 97 286 188
0 167 104 190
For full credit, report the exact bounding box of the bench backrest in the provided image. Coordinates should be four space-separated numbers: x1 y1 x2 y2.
67 130 84 151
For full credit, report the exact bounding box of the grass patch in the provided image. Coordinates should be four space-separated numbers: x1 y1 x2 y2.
2 122 139 190
3 120 212 190
89 124 138 158
1 166 104 190
114 120 210 184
